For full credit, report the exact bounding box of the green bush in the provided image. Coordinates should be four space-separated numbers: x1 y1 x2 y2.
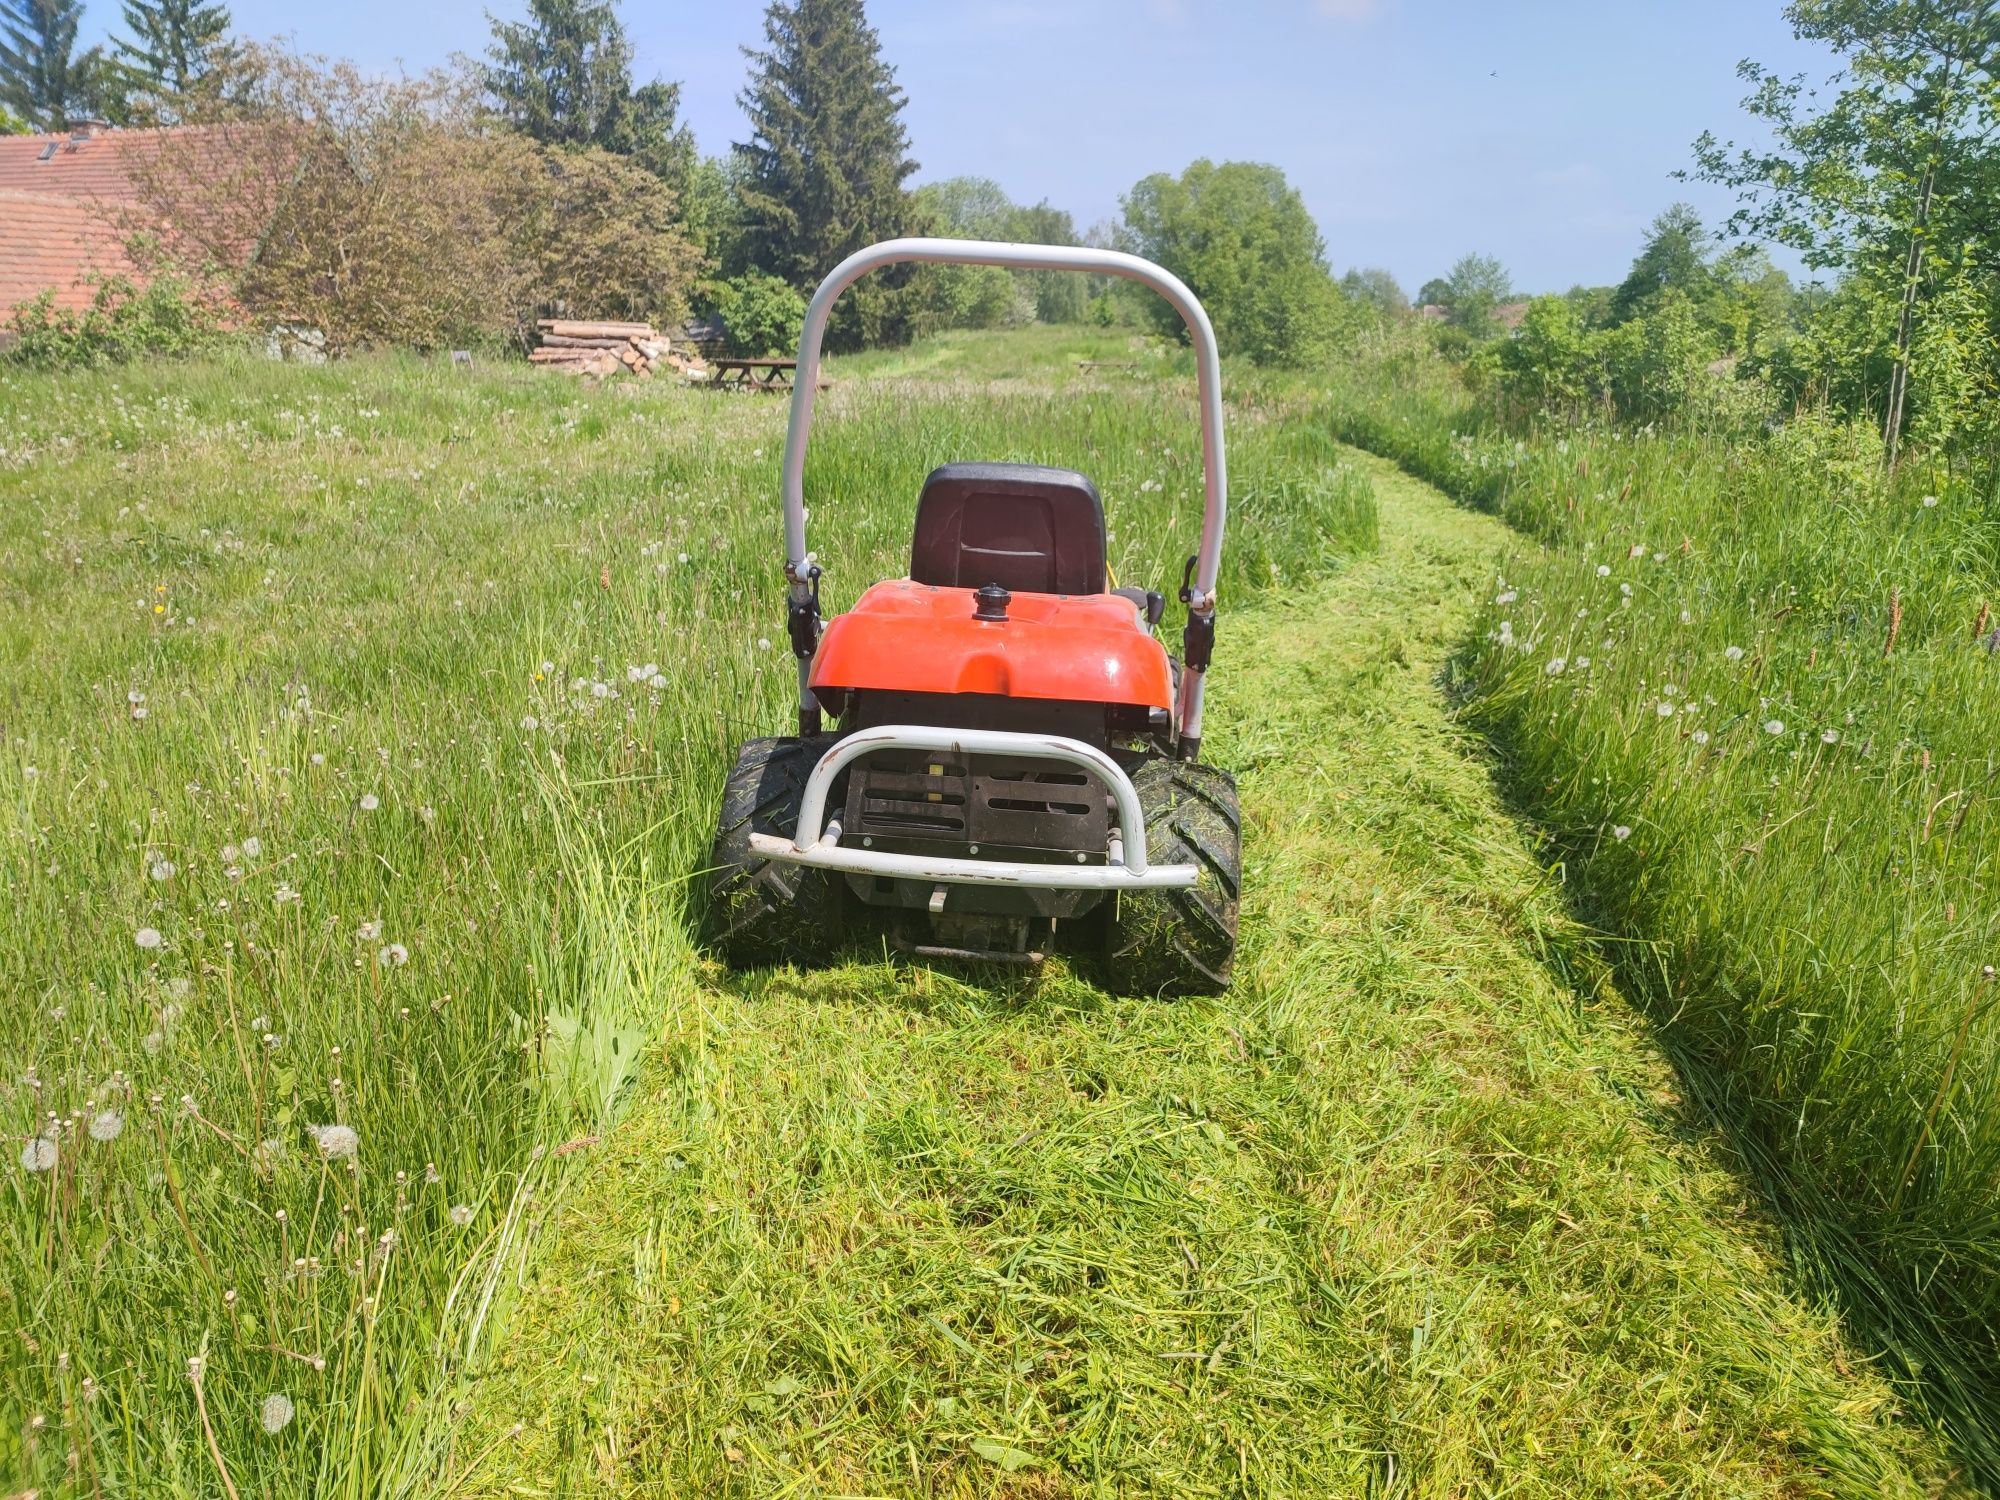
3 270 226 370
706 270 808 358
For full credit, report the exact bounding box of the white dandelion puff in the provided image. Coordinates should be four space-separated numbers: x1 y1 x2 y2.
1612 825 1632 842
1495 589 1517 605
241 836 262 858
1724 645 1745 661
89 1110 123 1142
1545 657 1567 676
1764 719 1786 736
1595 564 1611 578
1922 495 1939 508
1821 728 1840 745
756 637 772 652
134 926 163 950
309 1124 358 1161
149 859 175 882
449 1203 474 1228
260 1393 295 1435
357 919 382 941
358 793 379 812
650 673 667 690
1692 729 1711 746
1656 701 1675 717
381 942 409 967
20 1136 57 1172
520 715 538 732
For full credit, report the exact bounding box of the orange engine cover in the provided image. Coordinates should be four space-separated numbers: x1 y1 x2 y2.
810 580 1171 708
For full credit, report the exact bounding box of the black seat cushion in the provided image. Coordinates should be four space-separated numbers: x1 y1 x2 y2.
909 462 1106 595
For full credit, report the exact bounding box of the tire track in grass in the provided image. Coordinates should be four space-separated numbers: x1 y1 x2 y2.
446 450 1948 1496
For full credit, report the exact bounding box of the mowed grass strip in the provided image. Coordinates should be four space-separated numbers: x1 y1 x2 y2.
453 453 1945 1496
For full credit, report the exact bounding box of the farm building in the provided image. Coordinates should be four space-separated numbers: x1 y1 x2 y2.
0 121 279 330
0 123 161 320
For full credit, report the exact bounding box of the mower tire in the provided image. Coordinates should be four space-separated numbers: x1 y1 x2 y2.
1106 759 1240 996
705 736 846 967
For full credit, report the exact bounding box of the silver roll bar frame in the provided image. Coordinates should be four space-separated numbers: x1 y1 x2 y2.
778 237 1227 751
744 725 1199 891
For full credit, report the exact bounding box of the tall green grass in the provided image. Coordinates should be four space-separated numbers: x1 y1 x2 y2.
0 340 1373 1494
1309 341 2000 1477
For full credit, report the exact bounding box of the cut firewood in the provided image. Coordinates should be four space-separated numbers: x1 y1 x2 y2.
537 334 634 350
540 319 654 340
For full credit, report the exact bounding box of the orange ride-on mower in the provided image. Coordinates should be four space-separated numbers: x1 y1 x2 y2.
706 238 1239 995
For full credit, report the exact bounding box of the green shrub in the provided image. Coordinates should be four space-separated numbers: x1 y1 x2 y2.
3 270 226 370
706 270 808 357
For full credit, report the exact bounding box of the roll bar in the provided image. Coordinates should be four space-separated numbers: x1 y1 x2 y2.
779 237 1227 754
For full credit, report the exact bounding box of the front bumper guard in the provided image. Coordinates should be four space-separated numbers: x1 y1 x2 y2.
744 725 1198 891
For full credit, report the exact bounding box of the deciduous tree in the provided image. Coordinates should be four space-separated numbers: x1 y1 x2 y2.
1693 0 2000 468
1121 158 1350 364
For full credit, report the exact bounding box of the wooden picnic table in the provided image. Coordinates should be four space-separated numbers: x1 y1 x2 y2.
705 357 829 393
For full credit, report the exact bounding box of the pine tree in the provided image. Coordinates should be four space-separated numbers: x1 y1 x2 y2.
733 0 918 345
0 0 105 131
112 0 237 122
484 0 694 192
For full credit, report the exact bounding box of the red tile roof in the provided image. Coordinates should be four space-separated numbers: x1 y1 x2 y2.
0 189 141 314
0 127 168 203
0 126 269 320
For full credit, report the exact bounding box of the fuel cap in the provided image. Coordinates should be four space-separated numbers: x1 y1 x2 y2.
973 583 1012 621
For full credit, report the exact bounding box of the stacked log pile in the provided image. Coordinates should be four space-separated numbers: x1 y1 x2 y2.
528 319 699 379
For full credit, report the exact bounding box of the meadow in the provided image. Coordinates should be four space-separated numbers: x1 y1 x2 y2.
0 327 1973 1494
0 329 1374 1494
1312 339 2000 1477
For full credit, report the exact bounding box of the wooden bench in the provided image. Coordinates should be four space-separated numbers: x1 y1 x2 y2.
705 357 830 393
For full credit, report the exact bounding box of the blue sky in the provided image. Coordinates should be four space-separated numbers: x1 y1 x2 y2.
86 0 1838 295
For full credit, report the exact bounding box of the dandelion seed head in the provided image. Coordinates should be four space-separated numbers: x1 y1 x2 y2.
1764 719 1786 736
1656 701 1675 717
1595 564 1611 578
449 1203 474 1227
1692 729 1711 746
309 1123 358 1161
1545 657 1567 676
241 836 262 858
357 919 382 941
520 715 538 732
1613 825 1632 842
381 942 409 967
260 1393 295 1434
1922 495 1939 508
358 793 379 812
1724 645 1745 661
149 859 175 882
134 926 163 950
1821 728 1840 745
89 1110 122 1142
20 1136 57 1172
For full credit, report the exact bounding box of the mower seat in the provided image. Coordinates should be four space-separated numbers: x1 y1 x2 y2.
910 462 1105 596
